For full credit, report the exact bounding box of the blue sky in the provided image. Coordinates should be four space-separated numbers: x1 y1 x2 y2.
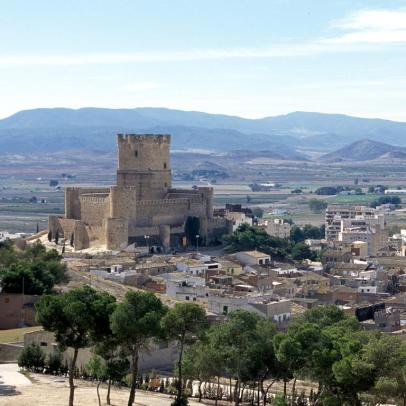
1 0 406 120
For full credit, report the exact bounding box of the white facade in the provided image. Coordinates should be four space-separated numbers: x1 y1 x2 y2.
166 277 208 302
358 285 378 294
208 293 291 323
235 251 271 266
225 212 253 231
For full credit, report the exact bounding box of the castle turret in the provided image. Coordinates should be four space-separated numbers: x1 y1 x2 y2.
116 134 172 200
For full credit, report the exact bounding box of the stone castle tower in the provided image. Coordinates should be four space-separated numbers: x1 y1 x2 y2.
49 134 231 251
117 134 171 199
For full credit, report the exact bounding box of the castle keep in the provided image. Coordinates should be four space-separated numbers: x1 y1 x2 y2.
48 134 231 250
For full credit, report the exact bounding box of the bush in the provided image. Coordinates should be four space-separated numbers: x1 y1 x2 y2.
18 343 45 371
171 391 189 406
46 350 63 373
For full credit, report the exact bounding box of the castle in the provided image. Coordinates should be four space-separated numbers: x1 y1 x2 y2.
48 134 231 251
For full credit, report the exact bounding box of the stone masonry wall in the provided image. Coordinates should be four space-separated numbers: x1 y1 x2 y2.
79 194 110 226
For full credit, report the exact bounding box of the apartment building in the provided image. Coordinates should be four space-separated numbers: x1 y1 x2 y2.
325 205 388 256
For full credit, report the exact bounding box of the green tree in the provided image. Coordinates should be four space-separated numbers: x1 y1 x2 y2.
110 291 166 406
36 286 116 406
363 335 406 405
161 303 207 406
309 199 328 213
223 224 290 258
18 342 45 371
206 310 261 406
184 216 200 247
290 226 305 244
94 335 130 405
0 242 66 295
291 243 316 261
86 354 108 406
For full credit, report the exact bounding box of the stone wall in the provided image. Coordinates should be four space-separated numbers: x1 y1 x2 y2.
105 217 128 250
135 198 190 228
79 194 110 226
0 343 23 362
25 330 178 372
65 187 110 220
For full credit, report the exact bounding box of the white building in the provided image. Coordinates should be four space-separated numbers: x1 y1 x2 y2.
208 293 291 323
225 211 253 231
325 205 388 256
235 251 271 266
166 276 208 302
176 256 221 276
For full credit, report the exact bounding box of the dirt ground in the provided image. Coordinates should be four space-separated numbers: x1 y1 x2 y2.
0 372 203 406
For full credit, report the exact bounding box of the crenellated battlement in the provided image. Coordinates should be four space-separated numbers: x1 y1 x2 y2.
117 134 171 144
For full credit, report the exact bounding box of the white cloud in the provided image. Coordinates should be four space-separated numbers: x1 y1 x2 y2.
332 9 406 31
326 8 406 44
0 8 405 68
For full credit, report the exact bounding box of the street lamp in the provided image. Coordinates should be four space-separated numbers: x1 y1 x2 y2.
144 235 150 255
195 234 200 253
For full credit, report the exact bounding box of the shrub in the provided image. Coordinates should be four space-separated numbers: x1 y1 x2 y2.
46 350 63 373
18 343 45 371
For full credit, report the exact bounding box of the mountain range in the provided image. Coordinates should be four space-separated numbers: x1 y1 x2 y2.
1 107 406 158
319 139 406 162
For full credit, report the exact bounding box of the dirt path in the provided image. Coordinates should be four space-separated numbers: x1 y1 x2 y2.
0 372 202 406
0 363 31 397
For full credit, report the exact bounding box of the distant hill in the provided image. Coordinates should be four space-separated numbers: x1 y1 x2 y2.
319 139 406 162
1 107 406 155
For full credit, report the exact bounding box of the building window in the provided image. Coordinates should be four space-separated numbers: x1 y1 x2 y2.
134 150 138 157
223 305 228 315
40 342 48 347
164 182 168 188
185 296 190 301
164 162 167 169
193 297 197 301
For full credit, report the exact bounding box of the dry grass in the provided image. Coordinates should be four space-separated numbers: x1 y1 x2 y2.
0 373 202 406
0 326 42 344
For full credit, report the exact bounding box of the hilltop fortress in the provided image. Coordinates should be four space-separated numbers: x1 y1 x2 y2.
48 134 231 251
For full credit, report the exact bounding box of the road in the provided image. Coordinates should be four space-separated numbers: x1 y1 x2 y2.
0 363 31 396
